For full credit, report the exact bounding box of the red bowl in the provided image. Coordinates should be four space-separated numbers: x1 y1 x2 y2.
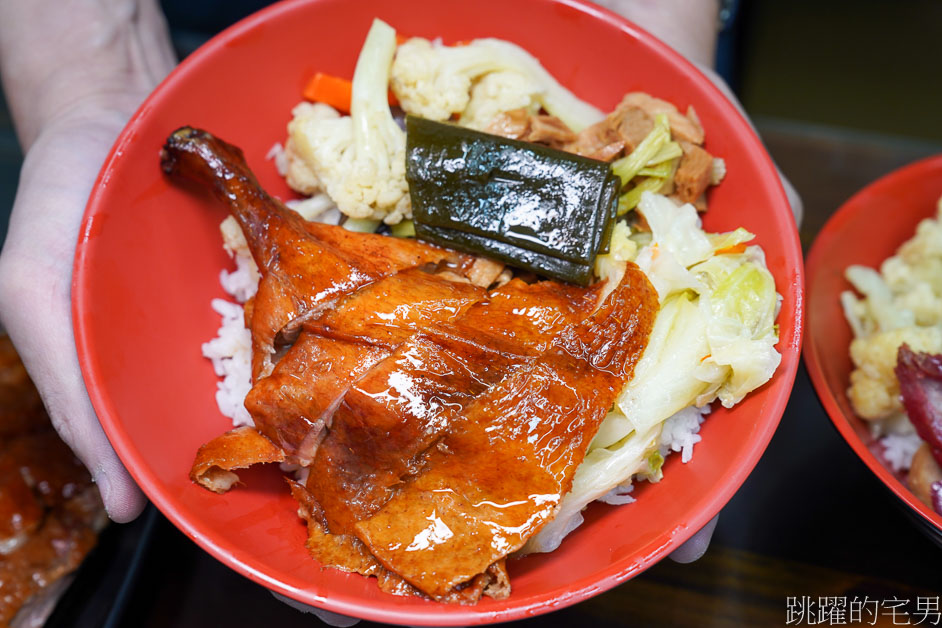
73 0 803 623
804 154 942 543
804 155 942 542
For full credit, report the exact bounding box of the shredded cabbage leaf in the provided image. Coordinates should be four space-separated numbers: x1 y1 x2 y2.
527 191 781 553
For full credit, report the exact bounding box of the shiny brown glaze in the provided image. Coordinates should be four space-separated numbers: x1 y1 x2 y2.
247 270 486 463
306 268 486 349
190 425 286 493
173 128 660 603
355 264 656 599
306 279 603 538
0 336 105 625
161 127 463 381
289 480 508 602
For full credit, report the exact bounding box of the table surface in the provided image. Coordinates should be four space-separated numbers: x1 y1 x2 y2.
52 119 932 628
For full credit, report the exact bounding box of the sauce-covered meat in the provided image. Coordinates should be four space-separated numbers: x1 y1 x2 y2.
161 128 467 381
354 265 655 599
169 127 658 603
0 336 105 625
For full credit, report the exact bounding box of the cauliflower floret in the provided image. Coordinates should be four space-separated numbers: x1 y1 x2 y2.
896 281 942 326
283 102 340 196
459 70 539 131
389 38 481 121
390 37 603 132
883 207 942 296
847 326 942 420
287 19 410 224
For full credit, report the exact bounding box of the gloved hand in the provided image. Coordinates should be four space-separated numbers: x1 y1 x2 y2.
0 0 176 522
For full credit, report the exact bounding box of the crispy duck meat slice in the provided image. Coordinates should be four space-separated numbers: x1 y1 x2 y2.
353 264 656 600
247 270 486 464
160 127 463 380
244 334 389 467
304 268 486 350
190 426 286 493
289 480 509 602
192 270 487 480
305 279 602 538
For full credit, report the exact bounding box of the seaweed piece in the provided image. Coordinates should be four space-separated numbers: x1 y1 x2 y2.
406 116 617 282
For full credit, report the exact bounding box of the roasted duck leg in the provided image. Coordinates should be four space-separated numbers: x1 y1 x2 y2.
161 127 463 380
167 127 490 484
170 126 660 604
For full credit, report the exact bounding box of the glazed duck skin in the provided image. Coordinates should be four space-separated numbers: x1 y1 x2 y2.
163 126 484 468
190 425 286 493
169 126 660 603
355 264 656 599
306 278 603 536
160 127 463 381
247 270 486 462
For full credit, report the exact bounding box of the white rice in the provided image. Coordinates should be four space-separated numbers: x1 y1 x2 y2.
202 216 258 428
598 482 635 505
659 405 709 463
201 297 253 427
881 432 923 472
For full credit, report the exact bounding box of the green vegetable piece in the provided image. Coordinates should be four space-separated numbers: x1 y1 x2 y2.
390 219 416 238
611 113 670 185
406 115 618 273
414 223 595 286
637 158 676 179
342 217 382 233
618 176 665 215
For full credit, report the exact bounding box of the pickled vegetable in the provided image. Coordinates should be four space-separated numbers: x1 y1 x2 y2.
406 115 619 283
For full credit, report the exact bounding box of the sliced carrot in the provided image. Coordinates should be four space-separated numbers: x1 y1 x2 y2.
715 242 748 256
302 73 354 111
302 72 399 113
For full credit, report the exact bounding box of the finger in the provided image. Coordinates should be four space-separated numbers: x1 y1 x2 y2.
668 513 719 564
131 0 177 87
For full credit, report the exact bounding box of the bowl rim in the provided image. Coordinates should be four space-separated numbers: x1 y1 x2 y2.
72 0 804 623
803 152 942 538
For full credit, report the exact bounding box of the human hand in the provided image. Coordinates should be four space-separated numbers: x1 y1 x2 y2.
0 0 175 522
